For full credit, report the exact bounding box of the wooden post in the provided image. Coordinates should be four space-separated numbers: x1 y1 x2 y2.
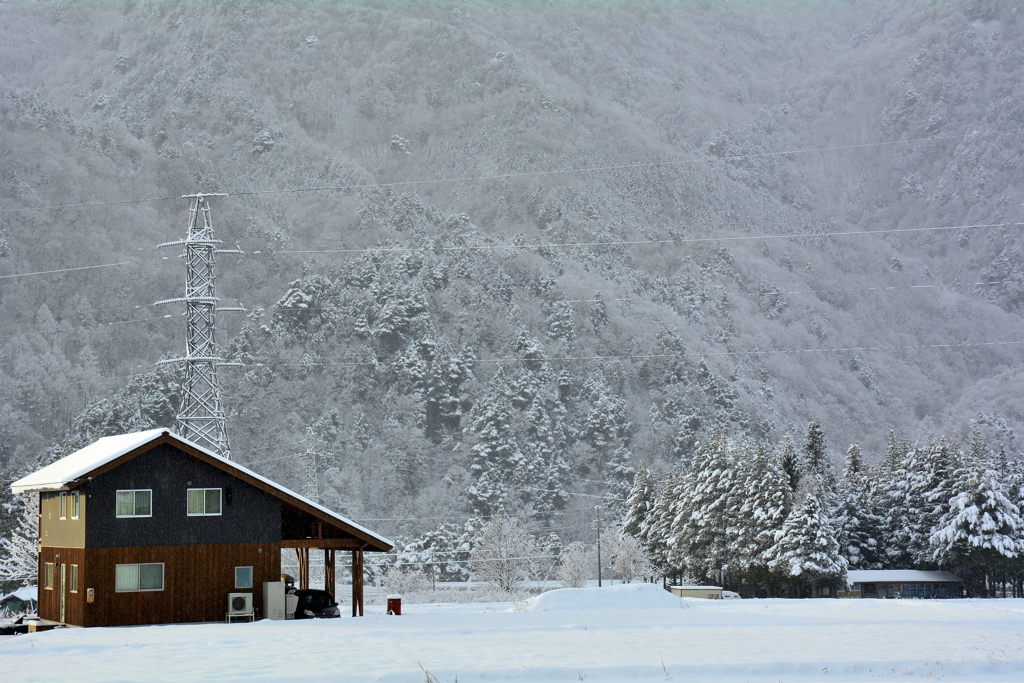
358 549 364 616
295 547 310 590
324 549 335 599
351 549 360 617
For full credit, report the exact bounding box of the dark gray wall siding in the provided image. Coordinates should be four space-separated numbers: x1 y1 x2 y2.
83 444 281 548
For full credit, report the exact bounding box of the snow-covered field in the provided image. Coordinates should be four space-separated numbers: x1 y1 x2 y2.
2 585 1023 682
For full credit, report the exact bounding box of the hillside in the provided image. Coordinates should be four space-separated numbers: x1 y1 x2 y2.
1 1 1022 540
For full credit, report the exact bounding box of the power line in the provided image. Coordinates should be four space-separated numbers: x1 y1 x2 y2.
0 130 991 216
0 315 178 341
0 195 179 214
249 339 1024 369
1 275 1015 343
275 222 1023 255
520 486 623 502
0 261 140 280
2 220 1019 282
779 279 1016 296
350 508 601 523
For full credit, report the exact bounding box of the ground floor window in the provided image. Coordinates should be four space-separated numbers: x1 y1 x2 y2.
115 563 164 592
70 564 79 592
44 562 54 589
235 566 253 589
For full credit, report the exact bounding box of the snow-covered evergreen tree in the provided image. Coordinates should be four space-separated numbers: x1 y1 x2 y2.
768 485 847 597
604 446 635 513
645 466 685 574
835 443 883 569
671 430 737 582
873 432 915 568
466 385 522 515
621 461 656 543
930 459 1024 596
519 398 570 518
401 522 473 582
734 442 792 582
778 432 802 494
802 418 838 497
913 439 961 567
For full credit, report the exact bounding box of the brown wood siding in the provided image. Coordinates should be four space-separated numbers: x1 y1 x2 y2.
80 542 280 627
38 547 86 626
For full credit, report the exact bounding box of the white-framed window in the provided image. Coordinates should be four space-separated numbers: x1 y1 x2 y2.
187 488 222 516
235 566 253 589
115 563 164 592
59 492 68 519
72 491 81 519
70 564 79 593
116 489 152 518
44 562 54 589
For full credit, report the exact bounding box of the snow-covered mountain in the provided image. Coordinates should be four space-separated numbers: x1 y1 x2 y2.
1 1 1022 539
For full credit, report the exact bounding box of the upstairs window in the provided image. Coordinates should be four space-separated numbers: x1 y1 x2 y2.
59 492 68 519
72 491 81 519
187 488 222 516
116 489 152 518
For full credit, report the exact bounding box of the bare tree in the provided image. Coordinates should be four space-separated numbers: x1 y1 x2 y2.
611 533 654 584
379 564 429 597
0 494 38 589
558 542 591 588
469 515 538 593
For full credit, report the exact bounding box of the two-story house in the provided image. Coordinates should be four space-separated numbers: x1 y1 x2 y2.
11 428 392 627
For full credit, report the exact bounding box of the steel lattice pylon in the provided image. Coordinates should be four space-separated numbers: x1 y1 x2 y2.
155 194 243 459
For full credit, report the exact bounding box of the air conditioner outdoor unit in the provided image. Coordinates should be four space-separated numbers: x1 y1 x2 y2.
227 592 253 617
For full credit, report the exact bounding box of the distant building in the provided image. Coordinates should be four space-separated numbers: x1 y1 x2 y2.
846 570 962 599
11 429 392 627
0 586 37 615
670 585 723 599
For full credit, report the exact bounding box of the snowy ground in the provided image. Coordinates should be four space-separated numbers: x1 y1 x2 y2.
2 585 1023 682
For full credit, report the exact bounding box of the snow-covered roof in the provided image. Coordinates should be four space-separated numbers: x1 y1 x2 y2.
11 429 168 494
671 585 723 590
10 429 392 550
847 570 961 585
0 586 37 604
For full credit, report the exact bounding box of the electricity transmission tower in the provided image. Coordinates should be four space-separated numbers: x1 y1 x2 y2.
297 427 330 503
155 193 243 459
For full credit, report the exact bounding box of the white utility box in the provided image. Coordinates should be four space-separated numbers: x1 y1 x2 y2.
263 581 286 620
285 592 298 619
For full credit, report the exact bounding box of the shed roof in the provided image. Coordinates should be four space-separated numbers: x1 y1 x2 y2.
11 429 392 552
0 586 38 605
847 570 961 585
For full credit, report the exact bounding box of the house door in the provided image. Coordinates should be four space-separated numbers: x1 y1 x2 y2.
59 563 67 623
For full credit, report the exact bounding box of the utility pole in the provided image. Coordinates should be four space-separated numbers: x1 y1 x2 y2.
155 193 243 459
593 505 603 587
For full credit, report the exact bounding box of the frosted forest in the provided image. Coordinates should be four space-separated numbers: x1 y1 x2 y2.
2 1 1024 601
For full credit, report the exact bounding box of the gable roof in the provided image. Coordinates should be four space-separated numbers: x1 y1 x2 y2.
11 429 392 552
0 587 38 606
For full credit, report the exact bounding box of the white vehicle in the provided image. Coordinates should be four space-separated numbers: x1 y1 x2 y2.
722 590 741 600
